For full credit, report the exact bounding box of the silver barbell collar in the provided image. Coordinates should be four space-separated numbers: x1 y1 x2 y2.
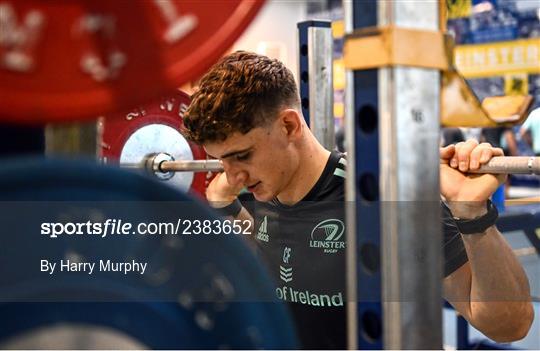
145 152 176 180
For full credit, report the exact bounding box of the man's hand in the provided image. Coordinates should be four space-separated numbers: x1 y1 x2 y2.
206 172 244 205
440 140 506 218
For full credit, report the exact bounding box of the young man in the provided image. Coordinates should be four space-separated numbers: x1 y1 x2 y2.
183 51 533 348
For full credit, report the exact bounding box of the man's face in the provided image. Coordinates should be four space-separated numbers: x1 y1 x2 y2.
203 119 297 202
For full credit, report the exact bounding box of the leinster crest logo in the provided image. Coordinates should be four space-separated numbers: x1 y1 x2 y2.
309 219 345 254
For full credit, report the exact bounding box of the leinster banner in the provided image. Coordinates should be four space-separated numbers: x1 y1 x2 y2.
455 38 540 78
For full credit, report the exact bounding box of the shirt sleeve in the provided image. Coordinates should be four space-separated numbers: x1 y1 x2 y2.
442 202 469 277
521 117 531 131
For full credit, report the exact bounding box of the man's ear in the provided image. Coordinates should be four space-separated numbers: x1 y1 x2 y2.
279 109 303 140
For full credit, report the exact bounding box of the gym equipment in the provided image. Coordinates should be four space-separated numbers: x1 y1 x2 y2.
160 159 222 173
101 89 208 196
343 1 538 349
344 1 443 349
344 25 534 128
441 72 534 127
0 157 297 349
0 0 265 123
130 153 224 177
297 21 335 150
125 154 540 181
471 156 540 175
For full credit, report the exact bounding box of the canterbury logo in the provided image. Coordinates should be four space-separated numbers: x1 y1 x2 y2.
279 265 293 282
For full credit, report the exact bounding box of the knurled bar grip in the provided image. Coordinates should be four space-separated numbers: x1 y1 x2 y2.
159 159 224 172
468 156 539 175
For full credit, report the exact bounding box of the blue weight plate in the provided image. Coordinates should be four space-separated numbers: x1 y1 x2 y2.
0 157 297 349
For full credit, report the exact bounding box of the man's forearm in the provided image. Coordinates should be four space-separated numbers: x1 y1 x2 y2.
460 225 533 341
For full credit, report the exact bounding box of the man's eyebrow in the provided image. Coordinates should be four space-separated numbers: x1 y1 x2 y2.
208 147 252 160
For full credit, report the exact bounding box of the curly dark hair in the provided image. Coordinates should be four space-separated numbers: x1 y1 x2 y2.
183 51 299 144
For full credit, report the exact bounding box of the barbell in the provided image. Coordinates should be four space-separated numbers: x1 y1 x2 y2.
126 153 540 177
100 89 208 196
468 156 540 176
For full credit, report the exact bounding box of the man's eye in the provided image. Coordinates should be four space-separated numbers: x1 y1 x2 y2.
236 152 251 161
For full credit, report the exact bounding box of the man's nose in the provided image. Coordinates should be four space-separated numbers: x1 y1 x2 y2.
222 161 248 186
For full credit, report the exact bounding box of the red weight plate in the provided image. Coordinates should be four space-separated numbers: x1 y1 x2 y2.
101 89 207 198
0 0 265 123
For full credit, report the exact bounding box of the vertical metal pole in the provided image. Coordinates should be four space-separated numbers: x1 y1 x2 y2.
378 1 442 349
297 21 335 150
343 2 358 348
346 0 443 348
345 1 382 349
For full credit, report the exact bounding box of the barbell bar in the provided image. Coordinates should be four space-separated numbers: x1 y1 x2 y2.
159 160 224 173
468 156 539 176
120 153 224 178
123 153 540 176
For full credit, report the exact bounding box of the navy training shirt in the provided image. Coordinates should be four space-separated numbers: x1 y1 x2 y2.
243 150 468 349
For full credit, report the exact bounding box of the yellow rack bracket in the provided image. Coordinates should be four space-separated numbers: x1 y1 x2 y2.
343 26 449 71
343 25 534 127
